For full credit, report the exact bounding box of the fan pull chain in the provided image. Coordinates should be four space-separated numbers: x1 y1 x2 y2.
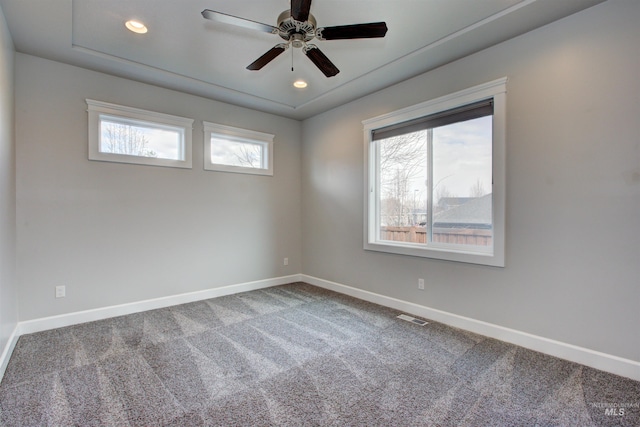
291 47 294 72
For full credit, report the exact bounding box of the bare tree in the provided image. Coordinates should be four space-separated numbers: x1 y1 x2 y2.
469 179 486 198
233 143 262 168
102 122 157 157
379 132 426 226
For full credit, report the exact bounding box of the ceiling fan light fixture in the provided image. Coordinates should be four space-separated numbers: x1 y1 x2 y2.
293 79 308 89
125 20 148 34
202 1 388 78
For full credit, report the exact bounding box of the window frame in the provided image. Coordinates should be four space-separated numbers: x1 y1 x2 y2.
203 122 274 176
86 99 193 169
363 78 507 267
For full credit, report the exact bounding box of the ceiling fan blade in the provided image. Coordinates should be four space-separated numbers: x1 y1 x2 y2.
304 45 339 77
247 44 288 70
317 22 388 40
291 0 312 22
202 9 278 34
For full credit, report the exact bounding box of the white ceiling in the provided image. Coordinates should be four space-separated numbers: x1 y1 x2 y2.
1 0 605 119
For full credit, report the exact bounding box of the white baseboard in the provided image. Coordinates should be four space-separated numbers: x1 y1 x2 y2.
0 324 20 380
19 274 303 335
302 274 640 382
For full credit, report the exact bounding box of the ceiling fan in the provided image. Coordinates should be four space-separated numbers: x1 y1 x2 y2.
202 0 388 77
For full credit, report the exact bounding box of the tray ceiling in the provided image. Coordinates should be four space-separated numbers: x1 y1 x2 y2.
0 0 605 119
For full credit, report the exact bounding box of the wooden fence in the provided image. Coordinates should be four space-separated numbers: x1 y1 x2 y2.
380 226 492 246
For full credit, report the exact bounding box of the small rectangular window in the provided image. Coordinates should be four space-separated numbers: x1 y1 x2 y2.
363 78 506 266
204 122 274 176
87 99 193 169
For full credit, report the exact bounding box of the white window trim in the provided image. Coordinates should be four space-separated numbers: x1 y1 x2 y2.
362 78 507 267
86 99 193 169
203 122 274 176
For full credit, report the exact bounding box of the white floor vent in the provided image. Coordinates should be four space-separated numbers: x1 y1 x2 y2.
397 314 428 326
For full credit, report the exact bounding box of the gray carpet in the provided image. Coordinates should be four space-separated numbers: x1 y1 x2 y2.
0 282 638 426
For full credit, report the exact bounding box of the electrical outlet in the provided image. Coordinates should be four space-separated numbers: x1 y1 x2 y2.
284 257 289 266
418 278 425 290
55 285 66 298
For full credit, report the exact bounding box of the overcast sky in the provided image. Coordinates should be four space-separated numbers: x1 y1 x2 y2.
406 115 492 203
138 127 182 160
432 115 492 198
210 137 263 167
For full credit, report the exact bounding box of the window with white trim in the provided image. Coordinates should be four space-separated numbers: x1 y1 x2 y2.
363 78 506 267
86 100 193 169
204 122 274 176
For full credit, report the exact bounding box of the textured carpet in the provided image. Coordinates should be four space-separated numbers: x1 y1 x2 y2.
0 282 638 426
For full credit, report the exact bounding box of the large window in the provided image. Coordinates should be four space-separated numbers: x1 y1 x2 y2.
87 100 193 169
363 78 506 266
204 122 274 176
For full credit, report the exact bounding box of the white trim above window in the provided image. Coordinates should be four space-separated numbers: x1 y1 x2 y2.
203 122 274 176
363 78 507 267
86 99 193 169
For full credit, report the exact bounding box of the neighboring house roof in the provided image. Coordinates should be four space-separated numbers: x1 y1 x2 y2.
438 197 474 209
434 194 492 229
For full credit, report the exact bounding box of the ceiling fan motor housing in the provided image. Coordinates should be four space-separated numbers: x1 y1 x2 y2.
277 10 317 48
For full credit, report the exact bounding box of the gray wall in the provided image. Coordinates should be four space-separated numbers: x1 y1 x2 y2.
302 0 640 362
0 6 16 353
15 54 302 320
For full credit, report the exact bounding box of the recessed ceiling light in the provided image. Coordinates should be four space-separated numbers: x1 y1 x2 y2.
125 20 148 34
293 80 308 89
